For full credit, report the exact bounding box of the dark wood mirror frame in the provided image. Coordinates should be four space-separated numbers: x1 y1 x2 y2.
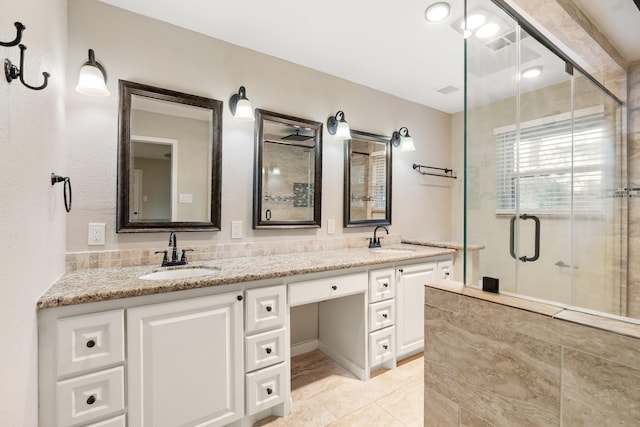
253 109 323 229
117 80 223 232
343 130 392 227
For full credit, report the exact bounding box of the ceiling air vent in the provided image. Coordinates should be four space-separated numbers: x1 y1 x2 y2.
436 85 460 95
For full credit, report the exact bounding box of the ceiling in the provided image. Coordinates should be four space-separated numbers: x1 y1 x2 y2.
98 0 640 114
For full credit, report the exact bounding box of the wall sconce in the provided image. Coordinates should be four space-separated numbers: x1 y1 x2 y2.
229 86 254 122
327 110 351 139
75 49 109 96
391 127 416 152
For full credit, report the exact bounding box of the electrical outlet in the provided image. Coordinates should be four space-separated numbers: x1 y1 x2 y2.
231 221 243 239
327 219 336 235
88 223 106 245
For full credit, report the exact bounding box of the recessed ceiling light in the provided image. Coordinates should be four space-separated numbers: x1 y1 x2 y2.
522 66 543 79
475 22 500 39
460 14 486 31
425 2 451 22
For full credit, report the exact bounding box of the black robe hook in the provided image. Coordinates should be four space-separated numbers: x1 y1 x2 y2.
0 22 25 47
4 44 50 91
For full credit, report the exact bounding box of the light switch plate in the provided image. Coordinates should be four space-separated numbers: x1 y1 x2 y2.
231 221 243 239
179 194 193 203
88 223 106 245
327 219 336 235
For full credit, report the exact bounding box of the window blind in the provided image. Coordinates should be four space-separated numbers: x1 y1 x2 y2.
370 153 386 210
494 106 610 214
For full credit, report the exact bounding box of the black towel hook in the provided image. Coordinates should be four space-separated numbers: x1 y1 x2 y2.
0 22 25 47
5 44 50 91
51 173 72 212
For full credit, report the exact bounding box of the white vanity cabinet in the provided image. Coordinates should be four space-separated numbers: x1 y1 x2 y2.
244 285 290 418
368 268 396 371
45 310 125 427
127 292 244 427
396 258 453 360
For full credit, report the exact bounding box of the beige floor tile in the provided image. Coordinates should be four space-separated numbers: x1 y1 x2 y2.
256 397 337 427
376 381 424 425
258 349 425 426
327 402 405 427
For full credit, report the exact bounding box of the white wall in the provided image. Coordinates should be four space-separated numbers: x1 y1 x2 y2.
0 0 67 425
66 0 453 253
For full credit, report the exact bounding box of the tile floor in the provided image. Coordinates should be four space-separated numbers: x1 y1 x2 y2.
255 350 424 426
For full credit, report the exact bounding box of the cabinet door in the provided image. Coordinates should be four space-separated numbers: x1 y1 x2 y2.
396 263 436 359
128 293 243 427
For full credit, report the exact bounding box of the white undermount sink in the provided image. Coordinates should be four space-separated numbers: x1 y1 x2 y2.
371 248 416 254
139 266 220 281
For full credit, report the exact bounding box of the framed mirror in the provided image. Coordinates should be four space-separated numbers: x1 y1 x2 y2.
117 80 222 232
254 109 323 229
344 130 392 227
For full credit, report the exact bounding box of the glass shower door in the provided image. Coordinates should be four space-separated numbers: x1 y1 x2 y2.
465 0 626 316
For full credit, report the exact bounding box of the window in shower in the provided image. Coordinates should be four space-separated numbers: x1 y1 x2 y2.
495 107 608 215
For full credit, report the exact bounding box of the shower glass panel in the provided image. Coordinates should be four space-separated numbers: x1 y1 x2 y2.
464 0 626 316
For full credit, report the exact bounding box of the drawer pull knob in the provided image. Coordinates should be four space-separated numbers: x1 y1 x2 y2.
382 314 388 319
383 283 388 288
265 347 272 354
237 295 243 301
86 395 96 405
86 339 96 348
398 268 404 273
382 344 388 350
331 285 337 291
266 387 273 395
266 306 273 312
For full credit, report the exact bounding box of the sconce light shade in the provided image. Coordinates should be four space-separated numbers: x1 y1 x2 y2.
327 111 351 139
75 49 109 96
391 127 416 152
229 86 254 122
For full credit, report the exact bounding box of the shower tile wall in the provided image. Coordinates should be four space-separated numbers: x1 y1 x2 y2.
424 284 640 426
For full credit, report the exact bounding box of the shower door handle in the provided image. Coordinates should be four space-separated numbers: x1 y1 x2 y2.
510 214 540 262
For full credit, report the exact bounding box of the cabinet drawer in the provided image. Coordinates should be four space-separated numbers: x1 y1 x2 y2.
246 285 286 333
246 328 286 372
289 272 367 306
369 327 395 367
56 366 124 427
56 309 124 378
86 415 125 427
246 362 287 415
369 300 395 332
369 268 395 303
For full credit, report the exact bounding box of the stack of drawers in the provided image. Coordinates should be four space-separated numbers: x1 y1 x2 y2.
244 285 288 416
368 268 396 369
55 309 125 426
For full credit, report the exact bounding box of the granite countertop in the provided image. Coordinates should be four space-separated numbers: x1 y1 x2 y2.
38 244 455 310
401 238 484 251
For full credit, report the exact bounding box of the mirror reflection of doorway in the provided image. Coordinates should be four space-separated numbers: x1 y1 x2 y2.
131 136 178 222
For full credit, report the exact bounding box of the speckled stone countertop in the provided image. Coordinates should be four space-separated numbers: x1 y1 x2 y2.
401 238 484 251
38 244 455 310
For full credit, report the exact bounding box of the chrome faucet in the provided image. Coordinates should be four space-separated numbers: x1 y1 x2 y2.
368 226 389 249
155 232 193 267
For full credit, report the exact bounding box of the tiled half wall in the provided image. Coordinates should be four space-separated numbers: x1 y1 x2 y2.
424 281 640 426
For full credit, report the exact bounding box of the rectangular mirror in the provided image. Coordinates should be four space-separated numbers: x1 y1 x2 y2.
344 130 392 227
254 109 323 229
117 80 222 232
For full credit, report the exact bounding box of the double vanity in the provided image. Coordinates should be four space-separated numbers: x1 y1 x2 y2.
37 243 454 427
